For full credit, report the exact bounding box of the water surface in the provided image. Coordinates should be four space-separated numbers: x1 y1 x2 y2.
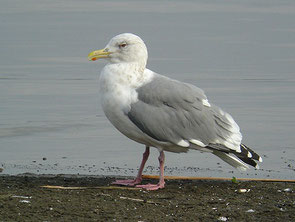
1 0 295 179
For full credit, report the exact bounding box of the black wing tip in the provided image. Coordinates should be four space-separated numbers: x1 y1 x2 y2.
240 144 263 163
206 143 262 169
238 156 260 169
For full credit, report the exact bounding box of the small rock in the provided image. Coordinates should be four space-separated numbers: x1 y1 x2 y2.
237 189 250 193
42 157 47 161
218 216 227 221
283 188 292 192
19 200 30 204
246 209 255 213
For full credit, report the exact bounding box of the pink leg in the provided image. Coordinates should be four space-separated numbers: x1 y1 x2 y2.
136 150 165 190
112 146 150 186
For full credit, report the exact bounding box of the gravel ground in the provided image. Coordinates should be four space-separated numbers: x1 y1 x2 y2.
0 174 294 221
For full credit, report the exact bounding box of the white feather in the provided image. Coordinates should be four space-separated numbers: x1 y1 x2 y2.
177 140 190 147
189 139 206 147
213 150 249 171
202 99 211 107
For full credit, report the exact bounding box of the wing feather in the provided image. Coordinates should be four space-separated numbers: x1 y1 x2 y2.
126 74 242 152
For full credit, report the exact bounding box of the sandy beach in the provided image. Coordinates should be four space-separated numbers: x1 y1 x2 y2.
0 174 294 221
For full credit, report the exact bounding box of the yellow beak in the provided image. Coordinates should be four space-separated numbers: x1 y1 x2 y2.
88 49 112 61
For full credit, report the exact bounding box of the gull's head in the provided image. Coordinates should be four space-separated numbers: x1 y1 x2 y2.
88 33 148 68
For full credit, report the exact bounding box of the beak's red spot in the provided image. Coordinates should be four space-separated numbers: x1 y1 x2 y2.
91 58 97 61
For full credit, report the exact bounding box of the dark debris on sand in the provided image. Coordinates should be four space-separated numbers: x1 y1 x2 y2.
0 174 294 221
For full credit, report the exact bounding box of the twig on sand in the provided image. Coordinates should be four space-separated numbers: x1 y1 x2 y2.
119 196 157 204
40 185 141 190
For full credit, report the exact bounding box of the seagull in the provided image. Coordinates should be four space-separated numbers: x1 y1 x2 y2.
88 33 262 190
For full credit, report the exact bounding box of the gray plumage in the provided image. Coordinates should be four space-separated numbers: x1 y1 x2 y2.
126 74 261 167
127 75 233 147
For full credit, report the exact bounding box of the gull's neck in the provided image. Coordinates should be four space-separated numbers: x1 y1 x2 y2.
101 61 150 88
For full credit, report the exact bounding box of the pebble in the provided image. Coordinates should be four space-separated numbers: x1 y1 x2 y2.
237 189 251 193
283 188 292 192
218 216 228 221
19 200 31 204
278 188 292 193
246 209 255 213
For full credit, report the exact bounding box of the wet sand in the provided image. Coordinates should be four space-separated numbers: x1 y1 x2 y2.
0 174 294 221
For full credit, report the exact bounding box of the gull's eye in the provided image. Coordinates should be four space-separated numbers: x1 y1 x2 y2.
119 43 127 49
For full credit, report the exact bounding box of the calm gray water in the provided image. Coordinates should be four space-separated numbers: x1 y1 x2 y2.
1 0 294 179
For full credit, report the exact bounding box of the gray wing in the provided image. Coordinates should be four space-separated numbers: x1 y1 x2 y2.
126 74 242 152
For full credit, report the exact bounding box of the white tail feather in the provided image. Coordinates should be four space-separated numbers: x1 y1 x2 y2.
213 151 249 171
